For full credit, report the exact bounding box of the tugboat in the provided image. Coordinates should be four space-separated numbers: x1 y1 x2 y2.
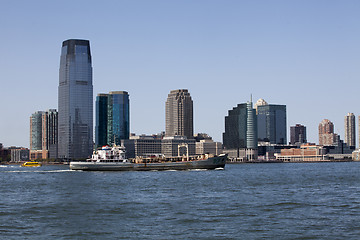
70 145 227 171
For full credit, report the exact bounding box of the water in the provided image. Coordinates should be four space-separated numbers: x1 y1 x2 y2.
1 162 360 239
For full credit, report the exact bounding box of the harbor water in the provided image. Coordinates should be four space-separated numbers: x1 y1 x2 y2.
1 162 360 239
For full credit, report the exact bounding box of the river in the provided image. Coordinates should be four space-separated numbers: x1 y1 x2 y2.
1 162 360 239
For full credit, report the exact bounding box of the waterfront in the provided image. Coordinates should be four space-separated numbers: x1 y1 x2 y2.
1 162 360 239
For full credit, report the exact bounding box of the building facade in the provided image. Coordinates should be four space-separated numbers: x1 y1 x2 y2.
196 139 223 155
95 91 130 148
290 124 307 145
223 101 258 150
58 39 93 160
344 113 355 148
95 94 108 148
11 148 29 162
30 110 58 159
42 109 58 159
165 89 193 139
122 135 162 159
256 102 287 144
30 111 44 151
318 119 335 146
107 91 130 146
161 136 196 157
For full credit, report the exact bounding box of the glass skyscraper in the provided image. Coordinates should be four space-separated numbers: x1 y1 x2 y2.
95 94 108 148
58 39 93 160
257 104 287 144
223 102 257 149
95 91 130 148
107 91 130 146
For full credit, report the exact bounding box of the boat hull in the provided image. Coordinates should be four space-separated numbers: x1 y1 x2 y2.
70 155 227 171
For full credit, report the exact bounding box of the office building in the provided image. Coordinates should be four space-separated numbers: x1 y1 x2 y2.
223 100 258 150
196 139 223 155
122 135 162 159
107 91 130 145
290 124 307 145
165 89 193 139
42 109 58 159
58 39 93 160
256 100 287 144
344 113 355 148
161 136 196 157
95 94 108 148
95 91 130 148
318 119 336 146
11 148 29 162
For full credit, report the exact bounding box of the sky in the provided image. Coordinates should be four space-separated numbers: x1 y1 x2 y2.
1 0 360 148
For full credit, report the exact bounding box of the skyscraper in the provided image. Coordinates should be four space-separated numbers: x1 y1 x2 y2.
42 109 58 159
95 91 130 148
290 124 307 145
318 119 336 146
223 101 257 149
95 94 108 148
256 100 287 144
58 39 93 160
344 113 355 147
107 91 130 146
30 111 44 150
165 89 193 139
30 110 58 159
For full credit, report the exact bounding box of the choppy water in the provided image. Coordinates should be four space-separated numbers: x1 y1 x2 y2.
1 162 360 239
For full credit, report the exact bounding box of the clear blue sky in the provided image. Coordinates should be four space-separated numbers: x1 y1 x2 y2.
1 0 360 148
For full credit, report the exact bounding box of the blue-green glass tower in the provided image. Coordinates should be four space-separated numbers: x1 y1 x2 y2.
107 91 130 145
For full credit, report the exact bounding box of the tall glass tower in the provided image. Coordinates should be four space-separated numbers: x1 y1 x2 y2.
58 39 93 160
95 94 108 149
223 102 257 149
95 91 130 148
107 91 130 146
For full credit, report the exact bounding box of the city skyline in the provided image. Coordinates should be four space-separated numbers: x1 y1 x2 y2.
1 1 360 147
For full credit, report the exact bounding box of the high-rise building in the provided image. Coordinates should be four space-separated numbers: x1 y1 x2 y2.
165 89 193 139
223 101 258 149
319 119 336 146
42 109 58 159
107 91 130 146
30 111 44 150
290 124 307 145
256 100 287 144
30 110 58 159
95 91 130 148
344 113 355 148
58 39 93 160
95 94 109 148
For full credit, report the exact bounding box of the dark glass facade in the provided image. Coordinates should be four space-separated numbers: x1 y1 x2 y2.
107 91 130 146
58 39 93 160
257 105 287 144
95 94 108 149
223 103 257 149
